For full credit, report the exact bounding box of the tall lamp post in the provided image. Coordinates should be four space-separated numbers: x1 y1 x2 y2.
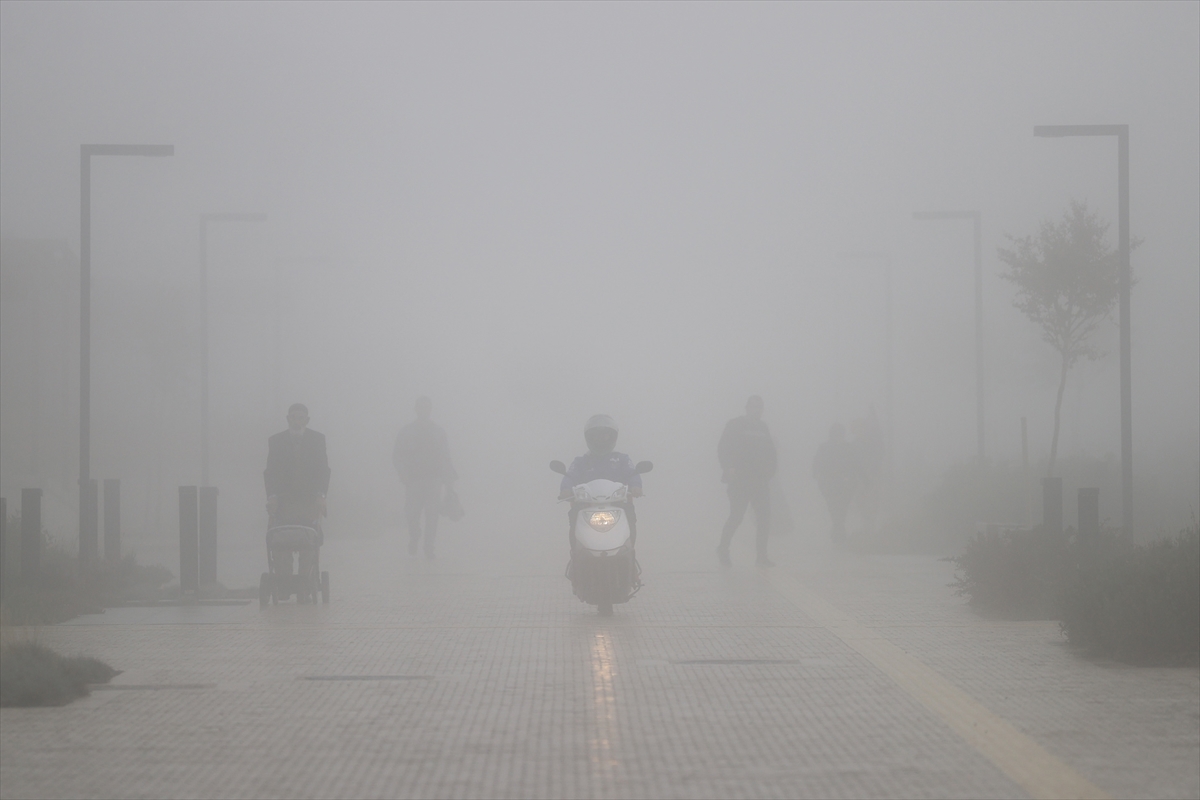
840 251 893 477
1033 124 1132 536
200 213 268 487
79 144 174 564
912 210 985 463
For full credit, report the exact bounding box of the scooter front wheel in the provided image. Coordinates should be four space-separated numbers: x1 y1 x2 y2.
598 601 614 617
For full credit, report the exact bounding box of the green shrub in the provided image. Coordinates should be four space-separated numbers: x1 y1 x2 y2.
0 641 118 707
1060 525 1199 665
0 533 172 625
950 527 1071 619
952 522 1200 664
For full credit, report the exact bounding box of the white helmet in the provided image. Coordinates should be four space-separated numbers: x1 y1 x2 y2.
584 414 619 455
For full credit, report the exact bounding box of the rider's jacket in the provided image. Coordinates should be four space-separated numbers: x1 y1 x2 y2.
560 452 642 493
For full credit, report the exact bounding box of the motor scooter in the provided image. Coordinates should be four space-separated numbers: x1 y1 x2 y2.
550 459 653 616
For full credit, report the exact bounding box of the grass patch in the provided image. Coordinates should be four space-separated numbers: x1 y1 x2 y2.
0 641 119 707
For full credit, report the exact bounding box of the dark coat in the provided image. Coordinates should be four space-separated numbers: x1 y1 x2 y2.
264 428 330 502
718 416 777 485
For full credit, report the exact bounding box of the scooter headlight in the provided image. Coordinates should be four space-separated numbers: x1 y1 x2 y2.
587 510 618 532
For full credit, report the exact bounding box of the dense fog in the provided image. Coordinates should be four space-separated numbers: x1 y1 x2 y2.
1 2 1197 587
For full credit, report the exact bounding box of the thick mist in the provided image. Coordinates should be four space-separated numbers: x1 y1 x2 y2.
1 2 1197 587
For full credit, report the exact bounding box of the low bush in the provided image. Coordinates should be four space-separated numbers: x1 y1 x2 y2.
1060 525 1199 665
950 526 1071 619
0 641 118 707
1 533 172 625
952 522 1200 665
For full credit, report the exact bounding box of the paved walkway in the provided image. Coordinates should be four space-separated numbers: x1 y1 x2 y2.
1 532 1197 799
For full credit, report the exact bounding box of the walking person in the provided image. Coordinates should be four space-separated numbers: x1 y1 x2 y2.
717 395 777 567
393 396 457 559
813 423 859 546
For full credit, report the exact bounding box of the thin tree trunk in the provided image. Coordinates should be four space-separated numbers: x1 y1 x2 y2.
1048 353 1069 477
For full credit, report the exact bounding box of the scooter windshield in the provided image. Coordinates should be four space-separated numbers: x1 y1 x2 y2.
572 479 628 503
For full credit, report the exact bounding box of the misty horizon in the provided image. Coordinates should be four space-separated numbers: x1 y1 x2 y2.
2 2 1197 585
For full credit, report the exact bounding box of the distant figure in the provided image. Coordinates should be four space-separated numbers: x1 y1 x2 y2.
264 403 330 575
717 395 777 567
850 407 885 535
393 397 457 559
813 423 858 545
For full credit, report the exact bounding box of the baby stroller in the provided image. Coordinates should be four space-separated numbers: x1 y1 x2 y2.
260 514 329 607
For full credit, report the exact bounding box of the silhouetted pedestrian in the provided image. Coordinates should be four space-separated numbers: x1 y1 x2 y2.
393 397 457 559
813 423 858 545
717 395 777 567
264 403 330 576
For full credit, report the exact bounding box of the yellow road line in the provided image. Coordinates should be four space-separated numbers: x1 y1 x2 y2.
767 569 1110 800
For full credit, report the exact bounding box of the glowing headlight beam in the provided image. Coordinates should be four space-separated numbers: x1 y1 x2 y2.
587 511 618 532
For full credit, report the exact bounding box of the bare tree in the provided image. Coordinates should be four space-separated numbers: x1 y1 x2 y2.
998 201 1134 477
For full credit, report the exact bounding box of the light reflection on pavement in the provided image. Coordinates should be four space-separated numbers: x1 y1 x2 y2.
1 533 1197 800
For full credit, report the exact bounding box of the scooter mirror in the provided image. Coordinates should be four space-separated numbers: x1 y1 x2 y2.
635 461 654 474
549 460 567 475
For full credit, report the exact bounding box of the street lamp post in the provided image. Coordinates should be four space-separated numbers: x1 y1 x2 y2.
200 213 267 487
79 144 173 564
912 210 985 463
841 251 893 477
1033 124 1132 536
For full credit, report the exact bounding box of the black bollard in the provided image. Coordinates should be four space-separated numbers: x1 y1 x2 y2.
81 478 99 565
21 488 43 581
104 479 121 563
199 487 218 586
1041 477 1063 534
1078 488 1100 545
0 497 6 599
179 486 199 594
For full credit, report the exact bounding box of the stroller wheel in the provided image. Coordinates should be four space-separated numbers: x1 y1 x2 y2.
259 573 270 609
321 571 330 604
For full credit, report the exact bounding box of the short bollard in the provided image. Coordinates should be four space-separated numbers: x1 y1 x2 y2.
199 487 218 586
81 478 100 565
21 488 43 581
0 497 7 599
1078 488 1100 545
104 478 121 563
179 486 199 595
1042 476 1063 534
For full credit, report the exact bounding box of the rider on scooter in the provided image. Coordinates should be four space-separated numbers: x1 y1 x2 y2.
559 415 642 548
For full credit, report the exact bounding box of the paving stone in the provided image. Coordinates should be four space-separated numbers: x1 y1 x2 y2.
0 534 1196 799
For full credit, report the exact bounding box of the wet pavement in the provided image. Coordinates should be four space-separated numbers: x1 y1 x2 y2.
1 533 1197 799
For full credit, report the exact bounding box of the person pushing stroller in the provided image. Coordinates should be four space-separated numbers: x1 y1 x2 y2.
262 403 330 602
